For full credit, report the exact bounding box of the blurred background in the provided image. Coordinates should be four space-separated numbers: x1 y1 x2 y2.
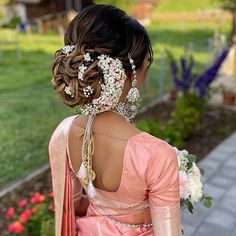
0 0 236 235
0 0 233 189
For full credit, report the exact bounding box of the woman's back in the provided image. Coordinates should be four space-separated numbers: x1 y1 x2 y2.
68 111 143 193
63 112 181 235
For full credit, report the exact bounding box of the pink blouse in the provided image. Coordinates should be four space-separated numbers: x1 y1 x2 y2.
49 115 182 236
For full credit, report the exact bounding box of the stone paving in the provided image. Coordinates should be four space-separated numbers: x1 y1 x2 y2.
181 131 236 236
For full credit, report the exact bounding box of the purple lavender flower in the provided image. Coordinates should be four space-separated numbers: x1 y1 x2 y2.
195 49 229 98
168 51 195 93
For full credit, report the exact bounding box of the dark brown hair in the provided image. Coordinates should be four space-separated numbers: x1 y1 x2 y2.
51 4 153 107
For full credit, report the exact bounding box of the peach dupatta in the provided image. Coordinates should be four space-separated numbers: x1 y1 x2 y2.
48 115 79 236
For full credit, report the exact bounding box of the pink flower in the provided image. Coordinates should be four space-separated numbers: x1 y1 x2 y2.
19 209 32 223
48 192 54 199
179 170 190 199
8 223 15 233
92 99 98 105
6 207 15 219
8 221 25 234
110 65 115 71
48 204 55 212
108 77 115 83
30 192 45 204
18 200 28 208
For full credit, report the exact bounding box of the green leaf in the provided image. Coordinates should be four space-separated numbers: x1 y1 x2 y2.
200 168 205 175
203 196 213 208
186 200 194 213
187 154 197 163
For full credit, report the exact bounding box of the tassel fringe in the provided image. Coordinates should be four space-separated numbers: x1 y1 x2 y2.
88 181 96 198
77 162 86 178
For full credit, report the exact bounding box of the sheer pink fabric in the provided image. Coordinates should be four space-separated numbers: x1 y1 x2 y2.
48 115 181 236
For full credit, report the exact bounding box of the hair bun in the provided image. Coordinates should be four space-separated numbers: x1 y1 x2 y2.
51 46 104 107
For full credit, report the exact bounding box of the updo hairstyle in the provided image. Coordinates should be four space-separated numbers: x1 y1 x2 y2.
51 4 153 107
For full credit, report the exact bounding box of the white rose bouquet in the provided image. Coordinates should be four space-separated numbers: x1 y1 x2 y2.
174 148 212 213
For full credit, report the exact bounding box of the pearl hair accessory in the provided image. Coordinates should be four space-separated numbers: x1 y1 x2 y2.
78 64 87 81
78 53 93 81
83 85 94 98
84 52 93 62
62 45 75 55
64 85 74 97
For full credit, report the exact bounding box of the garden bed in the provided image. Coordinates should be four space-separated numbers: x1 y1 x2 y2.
136 101 236 162
0 101 235 235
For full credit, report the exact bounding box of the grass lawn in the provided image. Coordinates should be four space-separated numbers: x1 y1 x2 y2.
0 17 230 188
0 31 71 188
154 0 222 12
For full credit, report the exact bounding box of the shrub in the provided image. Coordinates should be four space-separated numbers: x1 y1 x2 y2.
170 93 206 139
136 118 184 148
5 192 55 236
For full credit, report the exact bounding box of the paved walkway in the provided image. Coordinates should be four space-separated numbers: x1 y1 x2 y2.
181 131 236 236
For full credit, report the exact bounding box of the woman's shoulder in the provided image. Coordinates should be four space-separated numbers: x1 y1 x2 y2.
49 115 79 142
131 131 177 165
131 130 172 149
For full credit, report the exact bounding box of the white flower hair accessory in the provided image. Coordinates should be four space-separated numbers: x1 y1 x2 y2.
78 64 88 81
84 52 93 62
83 85 94 98
64 85 74 97
62 45 75 55
77 53 94 81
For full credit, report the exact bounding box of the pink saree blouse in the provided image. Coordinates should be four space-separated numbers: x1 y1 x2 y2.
48 115 182 236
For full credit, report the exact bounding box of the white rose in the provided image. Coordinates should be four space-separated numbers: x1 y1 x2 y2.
188 172 203 203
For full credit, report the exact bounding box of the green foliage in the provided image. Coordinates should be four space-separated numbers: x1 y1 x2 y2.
0 30 71 188
26 204 54 236
137 93 206 146
94 0 134 11
218 0 236 11
8 16 22 28
6 192 55 235
200 168 205 175
203 196 213 208
154 0 221 12
171 93 206 139
40 218 55 236
186 200 194 213
161 123 184 148
136 118 184 148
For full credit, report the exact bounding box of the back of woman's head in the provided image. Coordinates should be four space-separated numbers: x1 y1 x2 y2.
52 4 153 107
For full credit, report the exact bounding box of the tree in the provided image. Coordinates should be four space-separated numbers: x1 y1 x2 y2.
218 0 236 41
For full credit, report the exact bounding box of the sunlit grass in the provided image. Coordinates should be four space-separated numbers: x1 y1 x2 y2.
0 30 71 188
154 0 221 12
